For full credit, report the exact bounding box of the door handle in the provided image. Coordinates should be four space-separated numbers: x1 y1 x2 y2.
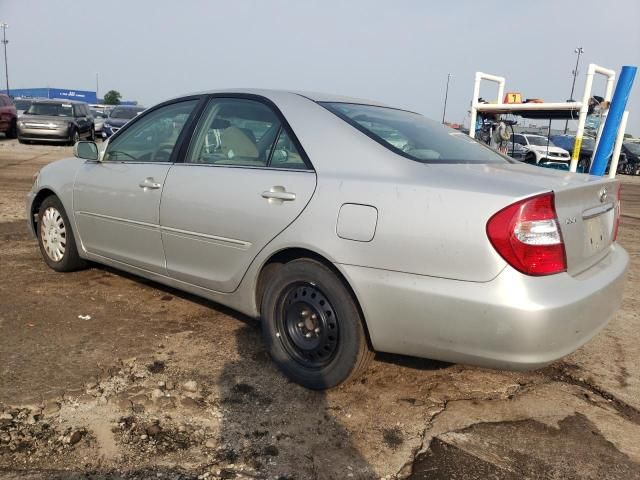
261 186 296 202
139 177 162 190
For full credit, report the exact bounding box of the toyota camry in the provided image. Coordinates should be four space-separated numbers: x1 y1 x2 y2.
26 90 628 389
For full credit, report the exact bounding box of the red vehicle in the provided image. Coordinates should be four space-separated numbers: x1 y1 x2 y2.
0 94 17 138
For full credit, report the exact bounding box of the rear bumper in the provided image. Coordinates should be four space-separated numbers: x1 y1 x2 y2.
341 244 629 370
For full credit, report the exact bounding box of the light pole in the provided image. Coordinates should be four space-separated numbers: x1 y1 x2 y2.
1 23 8 96
442 73 452 124
564 47 584 134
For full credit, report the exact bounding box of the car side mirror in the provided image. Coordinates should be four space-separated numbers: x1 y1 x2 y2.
74 141 99 161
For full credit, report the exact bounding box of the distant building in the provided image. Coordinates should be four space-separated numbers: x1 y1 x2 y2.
10 87 139 106
10 87 98 104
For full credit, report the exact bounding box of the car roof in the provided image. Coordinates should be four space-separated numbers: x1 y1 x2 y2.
29 98 87 105
171 88 390 108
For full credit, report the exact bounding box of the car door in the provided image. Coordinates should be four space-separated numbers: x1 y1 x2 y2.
160 96 316 293
73 98 200 273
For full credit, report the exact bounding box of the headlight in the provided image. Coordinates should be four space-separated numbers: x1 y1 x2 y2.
18 121 25 128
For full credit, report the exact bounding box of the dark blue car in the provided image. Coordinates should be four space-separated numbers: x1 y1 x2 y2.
102 106 145 139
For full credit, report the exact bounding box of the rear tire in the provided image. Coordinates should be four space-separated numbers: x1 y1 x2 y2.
37 196 87 272
261 259 373 389
89 127 96 141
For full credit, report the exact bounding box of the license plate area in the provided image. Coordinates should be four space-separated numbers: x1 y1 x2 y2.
583 212 612 257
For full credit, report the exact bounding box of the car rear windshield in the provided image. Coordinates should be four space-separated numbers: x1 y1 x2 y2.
25 102 73 117
110 108 144 119
320 102 508 164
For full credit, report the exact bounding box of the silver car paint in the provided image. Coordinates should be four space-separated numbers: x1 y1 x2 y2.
26 89 629 371
160 164 316 292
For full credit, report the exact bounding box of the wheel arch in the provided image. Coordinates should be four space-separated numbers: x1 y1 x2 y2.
30 188 58 235
254 247 374 349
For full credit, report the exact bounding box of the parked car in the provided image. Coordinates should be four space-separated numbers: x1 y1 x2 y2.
18 100 95 145
102 105 145 139
621 142 640 175
90 109 107 135
0 93 18 139
549 134 628 174
27 90 628 389
550 134 596 172
510 134 571 165
14 98 33 117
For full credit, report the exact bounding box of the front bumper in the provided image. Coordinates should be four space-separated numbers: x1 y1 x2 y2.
19 125 70 142
101 125 120 138
341 244 628 370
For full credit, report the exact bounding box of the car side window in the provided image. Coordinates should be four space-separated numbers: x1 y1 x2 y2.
104 100 198 163
269 128 307 169
187 98 282 167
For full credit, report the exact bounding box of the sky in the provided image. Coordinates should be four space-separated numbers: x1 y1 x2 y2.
2 0 640 134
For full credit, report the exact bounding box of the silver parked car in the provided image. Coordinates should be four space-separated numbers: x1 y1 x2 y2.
26 90 628 389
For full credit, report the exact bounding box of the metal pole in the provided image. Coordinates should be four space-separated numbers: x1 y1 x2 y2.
564 47 583 134
608 111 628 179
590 66 637 176
442 73 451 124
1 23 8 96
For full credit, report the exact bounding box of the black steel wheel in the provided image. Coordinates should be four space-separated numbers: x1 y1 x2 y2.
277 282 339 369
261 258 373 389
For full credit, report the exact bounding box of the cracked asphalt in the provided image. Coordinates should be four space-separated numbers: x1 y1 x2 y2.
1 137 639 479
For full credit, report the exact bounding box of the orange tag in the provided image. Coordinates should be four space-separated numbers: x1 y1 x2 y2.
503 92 522 104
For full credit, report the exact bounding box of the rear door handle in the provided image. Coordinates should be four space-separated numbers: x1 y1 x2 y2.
261 186 296 202
139 177 162 190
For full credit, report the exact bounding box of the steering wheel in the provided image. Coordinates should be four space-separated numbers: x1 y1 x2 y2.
151 143 174 162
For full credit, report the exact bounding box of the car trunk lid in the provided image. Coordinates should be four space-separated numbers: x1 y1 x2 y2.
554 178 619 275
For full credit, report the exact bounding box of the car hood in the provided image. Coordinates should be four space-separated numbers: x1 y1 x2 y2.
20 114 72 124
526 145 568 154
104 118 130 127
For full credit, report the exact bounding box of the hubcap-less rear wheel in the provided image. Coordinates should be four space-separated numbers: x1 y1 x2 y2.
278 283 339 368
41 207 66 262
261 259 373 389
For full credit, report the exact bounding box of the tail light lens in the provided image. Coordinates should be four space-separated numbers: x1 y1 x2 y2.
613 184 621 241
487 192 567 276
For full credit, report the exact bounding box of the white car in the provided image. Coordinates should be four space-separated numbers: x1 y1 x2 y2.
89 109 107 134
511 134 570 165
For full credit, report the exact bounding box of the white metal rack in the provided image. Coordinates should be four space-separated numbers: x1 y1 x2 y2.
467 64 627 176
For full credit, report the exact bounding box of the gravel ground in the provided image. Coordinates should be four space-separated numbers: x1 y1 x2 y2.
1 136 639 479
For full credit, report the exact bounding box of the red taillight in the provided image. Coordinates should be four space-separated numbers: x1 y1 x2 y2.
613 184 621 241
487 192 567 276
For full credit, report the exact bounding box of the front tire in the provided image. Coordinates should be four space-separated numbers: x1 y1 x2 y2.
69 128 79 146
7 119 17 139
37 196 87 272
88 127 96 141
261 259 373 389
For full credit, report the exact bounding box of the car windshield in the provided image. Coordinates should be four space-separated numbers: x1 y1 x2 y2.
110 108 144 119
321 102 508 164
15 99 31 110
625 143 640 155
90 109 106 118
526 136 556 147
25 102 73 117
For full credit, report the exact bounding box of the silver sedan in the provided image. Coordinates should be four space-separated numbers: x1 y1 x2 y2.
26 90 629 389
